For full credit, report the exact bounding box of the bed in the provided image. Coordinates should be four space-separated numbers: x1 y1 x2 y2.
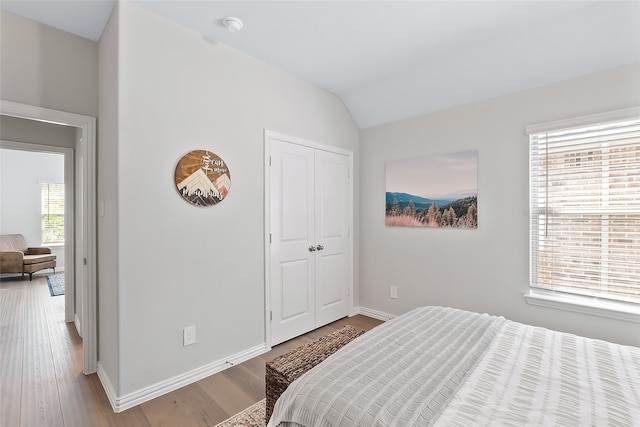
268 306 640 426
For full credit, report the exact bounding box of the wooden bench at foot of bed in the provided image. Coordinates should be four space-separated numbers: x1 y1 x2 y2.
265 325 365 423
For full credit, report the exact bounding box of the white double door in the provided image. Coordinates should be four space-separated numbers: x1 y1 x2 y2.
268 135 352 346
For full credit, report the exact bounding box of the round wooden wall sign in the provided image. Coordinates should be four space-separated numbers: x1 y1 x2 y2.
175 150 231 206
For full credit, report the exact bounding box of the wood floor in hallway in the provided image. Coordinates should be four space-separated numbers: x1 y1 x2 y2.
0 275 383 426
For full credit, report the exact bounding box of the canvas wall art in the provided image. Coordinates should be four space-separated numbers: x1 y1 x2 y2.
386 150 478 228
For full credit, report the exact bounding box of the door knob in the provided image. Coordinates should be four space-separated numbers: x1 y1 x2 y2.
309 246 317 252
316 245 324 251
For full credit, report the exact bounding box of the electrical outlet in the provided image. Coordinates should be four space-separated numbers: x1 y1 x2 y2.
183 325 196 346
390 286 398 299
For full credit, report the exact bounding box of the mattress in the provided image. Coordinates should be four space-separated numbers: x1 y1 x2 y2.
269 306 640 426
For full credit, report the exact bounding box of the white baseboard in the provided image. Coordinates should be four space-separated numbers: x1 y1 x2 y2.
350 306 395 321
98 308 393 413
97 363 118 411
100 343 268 413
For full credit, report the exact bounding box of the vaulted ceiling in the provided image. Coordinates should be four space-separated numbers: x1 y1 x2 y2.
2 1 639 128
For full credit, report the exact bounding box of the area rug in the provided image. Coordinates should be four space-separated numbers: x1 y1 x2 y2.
46 274 65 296
214 399 266 427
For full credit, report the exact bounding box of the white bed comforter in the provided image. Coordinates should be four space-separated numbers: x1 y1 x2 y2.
270 306 640 427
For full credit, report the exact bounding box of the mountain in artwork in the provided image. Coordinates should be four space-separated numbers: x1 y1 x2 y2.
177 169 218 197
385 192 454 209
215 173 231 197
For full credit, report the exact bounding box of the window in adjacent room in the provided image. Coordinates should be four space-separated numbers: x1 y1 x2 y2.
41 182 65 244
526 108 639 319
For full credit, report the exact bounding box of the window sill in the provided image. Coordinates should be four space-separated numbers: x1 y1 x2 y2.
524 289 640 324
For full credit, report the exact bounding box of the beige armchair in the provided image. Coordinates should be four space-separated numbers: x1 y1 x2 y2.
0 234 57 281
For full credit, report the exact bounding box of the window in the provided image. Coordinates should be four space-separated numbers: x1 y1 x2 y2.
42 183 65 244
527 108 640 317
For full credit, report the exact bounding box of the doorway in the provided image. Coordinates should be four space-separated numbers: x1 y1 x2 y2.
0 100 97 374
0 144 74 321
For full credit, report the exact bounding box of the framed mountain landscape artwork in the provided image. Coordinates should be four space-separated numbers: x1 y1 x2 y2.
385 150 478 228
175 150 231 206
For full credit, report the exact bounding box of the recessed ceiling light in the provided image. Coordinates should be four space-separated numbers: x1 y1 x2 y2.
223 17 243 33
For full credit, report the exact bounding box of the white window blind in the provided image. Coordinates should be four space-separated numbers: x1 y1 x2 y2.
528 109 640 304
42 183 65 244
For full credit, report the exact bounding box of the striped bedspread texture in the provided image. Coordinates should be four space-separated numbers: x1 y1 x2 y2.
269 306 640 427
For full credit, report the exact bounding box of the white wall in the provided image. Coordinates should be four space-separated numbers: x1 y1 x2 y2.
104 1 359 398
359 63 640 347
97 1 120 400
0 148 65 270
0 10 99 117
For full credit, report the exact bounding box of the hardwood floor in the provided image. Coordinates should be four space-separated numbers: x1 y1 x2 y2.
0 275 383 426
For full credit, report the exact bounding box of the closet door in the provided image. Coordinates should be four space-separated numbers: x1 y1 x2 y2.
268 136 351 346
314 149 350 327
270 140 316 345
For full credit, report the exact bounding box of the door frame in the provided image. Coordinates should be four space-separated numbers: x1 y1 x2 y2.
1 100 97 374
263 129 354 349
